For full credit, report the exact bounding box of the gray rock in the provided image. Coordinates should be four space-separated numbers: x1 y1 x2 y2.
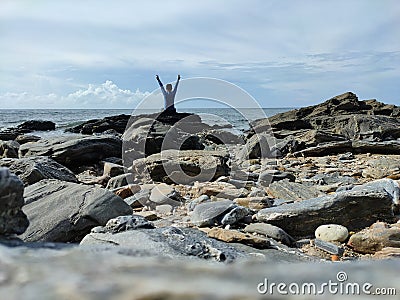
20 179 132 242
106 173 134 189
351 178 400 205
309 172 357 186
149 183 183 207
267 179 324 201
0 156 77 186
14 134 41 145
338 152 355 160
187 195 210 212
220 206 251 225
102 162 125 177
131 149 230 184
0 140 19 158
0 168 29 235
256 189 396 238
105 215 154 233
244 223 295 246
191 200 235 227
155 204 174 215
258 170 296 187
239 132 275 160
19 135 122 168
0 243 399 299
81 226 245 263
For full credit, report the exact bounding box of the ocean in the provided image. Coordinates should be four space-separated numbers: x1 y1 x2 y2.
0 108 292 137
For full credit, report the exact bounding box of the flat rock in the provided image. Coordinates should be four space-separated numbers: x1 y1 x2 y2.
191 200 235 227
19 135 122 168
239 132 275 160
348 222 400 254
0 168 29 235
20 179 132 242
234 197 272 210
315 224 349 242
244 223 295 246
0 156 77 186
267 179 324 201
256 188 396 238
258 170 296 187
207 227 271 249
0 244 398 299
81 226 245 262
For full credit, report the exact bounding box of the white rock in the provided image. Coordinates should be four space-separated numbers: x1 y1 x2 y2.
315 224 349 242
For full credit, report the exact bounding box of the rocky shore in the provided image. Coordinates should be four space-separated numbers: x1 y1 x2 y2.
1 92 400 299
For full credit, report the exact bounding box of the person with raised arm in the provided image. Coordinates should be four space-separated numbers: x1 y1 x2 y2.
156 74 180 113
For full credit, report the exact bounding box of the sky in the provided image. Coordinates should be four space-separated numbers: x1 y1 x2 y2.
0 0 399 109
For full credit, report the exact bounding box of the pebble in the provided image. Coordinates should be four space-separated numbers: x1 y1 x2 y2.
315 224 349 242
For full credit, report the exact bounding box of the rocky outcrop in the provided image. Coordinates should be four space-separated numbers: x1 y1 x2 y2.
249 92 400 157
20 179 132 242
256 187 396 238
19 135 122 168
0 168 29 235
0 156 77 186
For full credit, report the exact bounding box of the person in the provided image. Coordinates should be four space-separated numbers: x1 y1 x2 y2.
156 74 180 113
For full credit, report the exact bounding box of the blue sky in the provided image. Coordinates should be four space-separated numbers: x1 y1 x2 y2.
0 0 399 108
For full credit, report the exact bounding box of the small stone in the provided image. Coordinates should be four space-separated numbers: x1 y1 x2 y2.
191 200 235 227
149 183 183 206
220 206 250 225
244 223 295 246
338 152 354 161
103 162 125 177
315 224 349 242
105 215 154 233
258 170 296 187
114 184 140 199
156 204 174 215
134 211 159 221
207 227 270 249
187 195 210 212
234 197 272 210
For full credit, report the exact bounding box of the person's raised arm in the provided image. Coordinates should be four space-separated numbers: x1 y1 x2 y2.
156 75 166 94
173 74 181 92
156 75 163 87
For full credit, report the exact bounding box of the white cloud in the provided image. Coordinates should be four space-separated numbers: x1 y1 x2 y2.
0 81 150 109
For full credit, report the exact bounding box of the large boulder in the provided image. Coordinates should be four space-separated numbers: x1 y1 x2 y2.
0 140 19 158
130 149 230 184
0 168 29 235
0 156 77 186
19 135 122 168
16 120 55 132
256 187 396 238
20 179 132 242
